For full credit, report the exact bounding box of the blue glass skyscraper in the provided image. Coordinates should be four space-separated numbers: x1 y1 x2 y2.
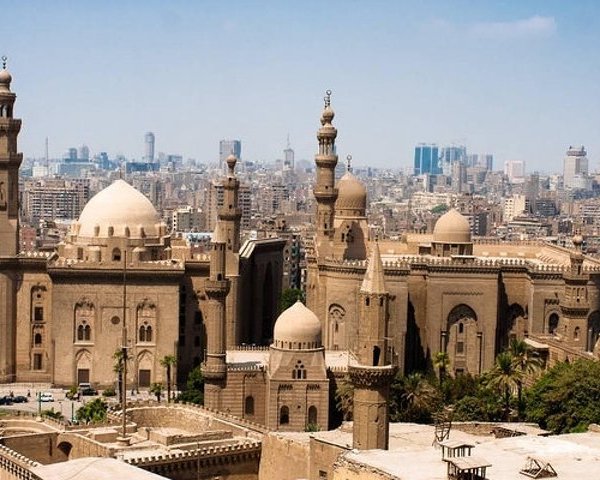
414 144 440 175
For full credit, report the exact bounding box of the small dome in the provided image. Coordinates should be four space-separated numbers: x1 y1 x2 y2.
0 68 12 92
321 106 335 124
273 301 322 349
77 180 161 239
433 209 472 244
336 172 367 214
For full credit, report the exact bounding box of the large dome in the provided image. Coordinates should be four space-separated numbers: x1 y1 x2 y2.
433 208 472 244
336 172 367 214
273 301 322 349
77 180 161 238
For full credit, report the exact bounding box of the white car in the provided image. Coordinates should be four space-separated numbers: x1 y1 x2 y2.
40 392 54 402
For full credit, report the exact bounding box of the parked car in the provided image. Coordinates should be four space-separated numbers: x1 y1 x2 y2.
40 392 54 402
0 396 13 405
12 395 28 403
78 383 98 396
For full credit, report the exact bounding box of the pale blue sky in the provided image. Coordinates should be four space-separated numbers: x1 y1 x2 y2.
3 0 600 172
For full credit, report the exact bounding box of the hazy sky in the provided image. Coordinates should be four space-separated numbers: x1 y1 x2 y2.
4 0 600 172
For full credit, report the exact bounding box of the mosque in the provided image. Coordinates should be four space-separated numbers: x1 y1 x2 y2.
2 61 600 446
0 63 284 389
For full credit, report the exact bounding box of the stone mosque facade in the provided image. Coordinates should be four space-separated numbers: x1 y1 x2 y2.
0 64 285 389
2 62 600 443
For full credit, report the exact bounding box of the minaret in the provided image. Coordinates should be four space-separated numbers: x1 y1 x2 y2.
218 154 241 254
202 223 230 409
349 240 396 450
0 57 22 256
313 90 338 248
559 233 589 348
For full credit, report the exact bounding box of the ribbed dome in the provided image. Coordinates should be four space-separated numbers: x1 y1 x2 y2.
433 209 472 244
77 180 161 238
273 301 322 349
336 172 367 213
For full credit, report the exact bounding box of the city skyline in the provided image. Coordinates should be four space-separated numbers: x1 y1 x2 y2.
4 0 600 172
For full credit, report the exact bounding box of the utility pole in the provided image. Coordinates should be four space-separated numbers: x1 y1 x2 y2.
118 249 130 445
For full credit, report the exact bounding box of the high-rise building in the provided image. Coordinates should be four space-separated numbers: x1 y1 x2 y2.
78 145 90 162
219 140 241 170
413 144 440 175
563 145 588 190
144 132 155 162
283 143 295 171
440 145 467 174
504 160 526 183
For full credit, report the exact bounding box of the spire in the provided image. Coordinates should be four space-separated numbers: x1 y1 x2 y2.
226 154 237 177
346 154 352 173
0 56 12 93
361 240 387 294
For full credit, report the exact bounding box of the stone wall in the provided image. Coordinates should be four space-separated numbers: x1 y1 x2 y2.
3 433 66 464
331 456 399 480
258 432 309 480
309 437 347 480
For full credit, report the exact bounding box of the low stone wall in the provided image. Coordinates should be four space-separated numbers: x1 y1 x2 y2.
258 433 310 480
3 433 66 465
332 456 400 480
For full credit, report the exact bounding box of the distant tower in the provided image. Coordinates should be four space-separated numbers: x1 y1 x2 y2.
78 145 90 162
0 57 22 256
559 234 590 350
563 146 588 190
218 155 241 254
144 132 155 162
202 223 230 409
219 140 241 171
414 144 440 175
349 241 396 450
283 136 295 171
313 90 338 248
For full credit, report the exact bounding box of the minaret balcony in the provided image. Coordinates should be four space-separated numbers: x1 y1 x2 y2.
202 362 227 380
348 364 396 388
205 279 230 296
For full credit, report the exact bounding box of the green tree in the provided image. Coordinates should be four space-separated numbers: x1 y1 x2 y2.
433 351 450 382
76 398 108 424
149 383 163 403
160 355 177 403
431 204 449 215
279 288 304 312
177 366 204 405
526 359 600 433
390 373 441 423
486 352 522 421
508 338 542 417
334 376 354 421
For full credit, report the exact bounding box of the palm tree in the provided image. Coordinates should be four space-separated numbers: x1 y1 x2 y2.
487 351 523 421
433 351 450 382
113 349 124 403
160 355 177 403
508 338 543 417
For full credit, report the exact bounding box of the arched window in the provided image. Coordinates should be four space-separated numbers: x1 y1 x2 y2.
34 333 42 346
574 326 580 340
146 326 152 342
112 248 121 262
458 322 464 334
293 360 306 380
365 297 370 306
279 406 289 425
77 325 85 341
372 346 381 366
244 396 255 415
139 326 146 342
548 313 559 334
83 325 91 341
308 406 318 426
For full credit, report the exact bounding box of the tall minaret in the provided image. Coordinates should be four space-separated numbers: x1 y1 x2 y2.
349 241 396 450
218 154 241 254
313 90 338 249
0 57 22 256
202 223 230 409
559 233 590 349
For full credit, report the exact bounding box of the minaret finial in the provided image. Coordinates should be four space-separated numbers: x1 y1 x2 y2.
346 154 352 173
324 89 332 108
1 56 6 70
